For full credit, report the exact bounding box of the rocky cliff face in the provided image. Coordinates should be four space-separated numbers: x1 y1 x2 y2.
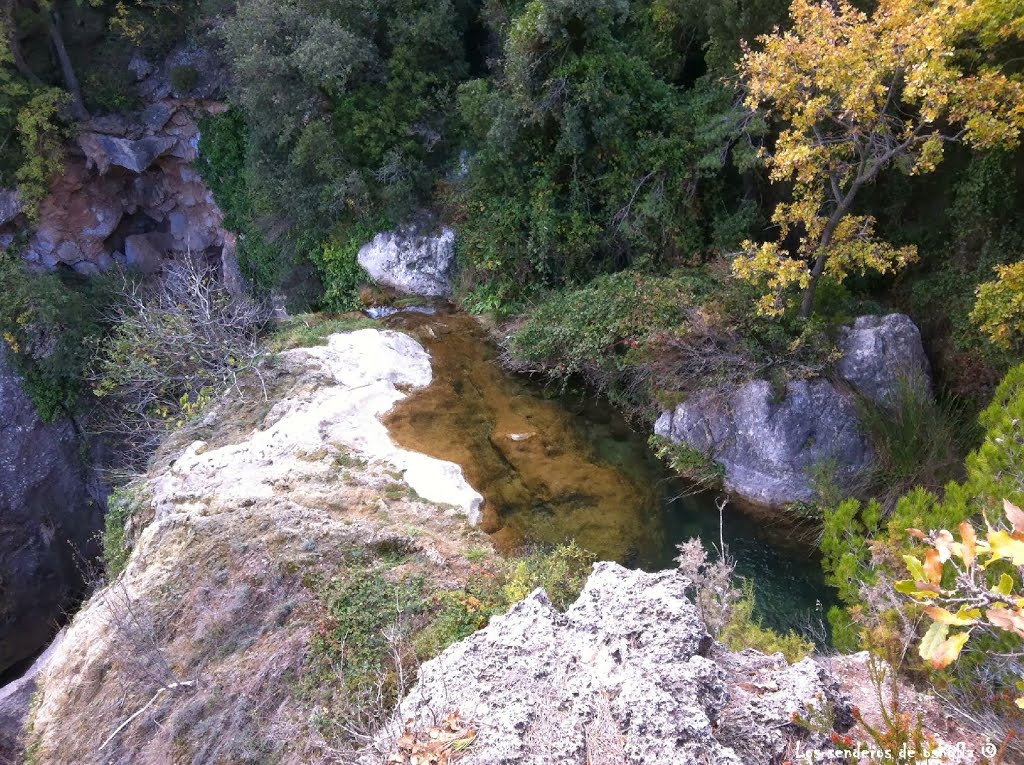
655 313 932 508
3 102 241 290
0 353 98 677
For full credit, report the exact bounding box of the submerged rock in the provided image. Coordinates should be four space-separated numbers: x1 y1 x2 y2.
357 224 456 298
0 354 98 676
655 379 872 508
373 561 851 765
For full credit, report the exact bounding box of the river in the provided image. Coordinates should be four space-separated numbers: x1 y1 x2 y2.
380 308 835 637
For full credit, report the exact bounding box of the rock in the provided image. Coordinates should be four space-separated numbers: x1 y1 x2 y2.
0 353 99 676
0 190 21 228
357 224 456 298
19 106 232 276
78 133 177 175
655 379 871 507
149 329 484 523
373 562 850 765
838 313 931 405
124 232 171 274
0 630 65 763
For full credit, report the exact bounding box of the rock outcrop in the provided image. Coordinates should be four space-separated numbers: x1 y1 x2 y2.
8 103 235 282
655 379 872 507
654 313 930 508
357 223 457 298
373 562 851 765
838 313 931 404
0 353 99 676
0 630 64 763
149 329 483 523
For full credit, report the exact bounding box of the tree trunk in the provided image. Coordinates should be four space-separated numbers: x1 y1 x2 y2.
46 6 88 121
798 182 863 319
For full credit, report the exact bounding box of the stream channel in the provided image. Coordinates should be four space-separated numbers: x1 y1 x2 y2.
379 308 835 636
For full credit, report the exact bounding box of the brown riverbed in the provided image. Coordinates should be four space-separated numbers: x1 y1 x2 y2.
382 310 666 560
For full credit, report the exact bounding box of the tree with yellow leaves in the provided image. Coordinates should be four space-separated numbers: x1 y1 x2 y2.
734 0 1024 318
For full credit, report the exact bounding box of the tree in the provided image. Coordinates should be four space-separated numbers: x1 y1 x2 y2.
733 0 1024 319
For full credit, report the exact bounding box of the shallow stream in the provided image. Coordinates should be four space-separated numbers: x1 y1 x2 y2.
382 310 834 635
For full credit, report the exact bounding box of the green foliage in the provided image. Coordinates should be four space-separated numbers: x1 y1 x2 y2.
719 582 814 663
220 0 473 303
502 541 595 611
855 376 972 506
102 484 145 579
314 564 427 693
169 64 199 93
0 253 112 420
650 435 724 490
310 227 375 312
0 29 68 218
456 1 756 303
821 363 1024 667
268 314 381 352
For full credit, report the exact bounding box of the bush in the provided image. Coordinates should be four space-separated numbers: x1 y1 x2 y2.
502 542 595 611
102 484 146 579
90 258 270 468
169 65 199 93
0 254 112 420
855 375 972 509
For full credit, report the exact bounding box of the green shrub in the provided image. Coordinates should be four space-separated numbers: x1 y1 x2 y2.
855 375 972 508
0 254 112 420
502 542 596 611
102 485 146 579
170 64 200 93
310 228 376 313
650 435 724 491
719 582 815 663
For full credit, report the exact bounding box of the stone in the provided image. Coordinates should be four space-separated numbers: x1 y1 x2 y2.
0 353 99 676
79 133 177 175
357 224 456 298
655 379 871 507
124 232 171 274
838 313 931 405
372 562 850 765
0 630 64 763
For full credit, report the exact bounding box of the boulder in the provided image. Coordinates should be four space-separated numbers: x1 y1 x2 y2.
838 313 931 405
124 232 171 274
374 562 850 765
357 224 456 298
655 379 872 507
78 133 177 175
0 353 99 676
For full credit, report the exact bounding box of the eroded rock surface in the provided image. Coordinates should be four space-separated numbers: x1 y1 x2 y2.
358 223 456 298
4 103 238 287
373 561 851 765
0 354 98 676
838 314 932 404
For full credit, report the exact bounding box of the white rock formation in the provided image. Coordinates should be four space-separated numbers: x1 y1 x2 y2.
357 224 456 298
373 561 852 765
150 329 484 523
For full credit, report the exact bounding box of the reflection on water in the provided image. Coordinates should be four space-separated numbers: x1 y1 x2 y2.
382 309 835 634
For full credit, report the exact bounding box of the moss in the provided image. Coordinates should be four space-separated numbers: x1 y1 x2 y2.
103 484 147 579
